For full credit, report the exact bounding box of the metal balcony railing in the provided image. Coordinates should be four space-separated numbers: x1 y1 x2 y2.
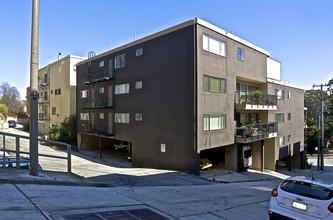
38 78 49 86
38 113 50 121
82 98 114 109
85 69 114 84
38 97 49 104
82 124 113 137
235 91 277 108
236 122 278 143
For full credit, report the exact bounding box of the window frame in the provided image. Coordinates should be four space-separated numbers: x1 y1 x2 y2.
135 113 143 121
203 33 226 57
115 113 130 124
275 89 284 100
52 107 56 115
115 54 126 69
99 60 104 67
115 83 130 95
135 81 143 89
80 90 89 98
203 114 226 131
278 136 285 147
203 75 226 93
136 48 143 56
99 112 104 119
80 113 89 121
237 48 245 61
276 113 285 124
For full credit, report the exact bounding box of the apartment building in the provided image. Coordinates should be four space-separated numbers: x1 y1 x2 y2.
76 19 305 174
27 55 86 134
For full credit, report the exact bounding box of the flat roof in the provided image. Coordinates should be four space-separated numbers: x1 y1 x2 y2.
39 55 87 70
78 18 270 65
195 18 270 56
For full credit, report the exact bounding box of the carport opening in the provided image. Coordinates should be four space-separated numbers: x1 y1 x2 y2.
200 147 225 170
80 134 132 167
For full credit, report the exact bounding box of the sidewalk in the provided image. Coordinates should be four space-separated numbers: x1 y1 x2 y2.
0 167 330 220
201 166 328 183
0 168 111 187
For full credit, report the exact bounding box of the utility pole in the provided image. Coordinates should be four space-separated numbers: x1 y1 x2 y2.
313 80 333 171
29 0 39 176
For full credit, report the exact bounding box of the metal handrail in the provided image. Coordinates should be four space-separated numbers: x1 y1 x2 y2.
236 122 278 137
82 98 114 109
235 91 277 106
0 131 71 173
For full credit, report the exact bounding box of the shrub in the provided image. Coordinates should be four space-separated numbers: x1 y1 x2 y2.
23 120 29 131
62 115 77 145
47 125 62 141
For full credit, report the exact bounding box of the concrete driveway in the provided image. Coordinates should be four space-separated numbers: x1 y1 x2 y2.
1 126 210 187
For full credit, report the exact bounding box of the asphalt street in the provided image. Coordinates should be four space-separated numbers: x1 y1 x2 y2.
1 126 333 219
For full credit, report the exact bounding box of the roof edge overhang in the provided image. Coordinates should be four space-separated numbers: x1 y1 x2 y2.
77 18 271 66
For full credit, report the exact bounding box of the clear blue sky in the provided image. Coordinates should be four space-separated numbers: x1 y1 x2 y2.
0 0 332 98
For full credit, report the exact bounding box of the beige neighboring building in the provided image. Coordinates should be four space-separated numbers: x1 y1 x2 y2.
27 55 86 134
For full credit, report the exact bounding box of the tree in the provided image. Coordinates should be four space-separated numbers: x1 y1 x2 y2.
0 103 8 119
305 78 333 151
0 82 24 114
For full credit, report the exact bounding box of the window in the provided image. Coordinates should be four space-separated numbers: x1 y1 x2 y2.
44 73 49 84
100 113 104 119
115 83 130 95
80 90 89 98
52 107 56 115
51 90 53 94
55 88 61 95
287 91 291 99
275 89 284 100
288 135 291 143
280 180 333 200
44 91 48 101
99 87 104 94
237 48 245 61
115 54 125 69
278 136 285 147
203 34 226 56
203 114 226 131
135 113 143 121
135 81 142 89
99 60 104 67
276 113 284 123
115 113 130 124
203 75 226 93
249 113 258 124
80 113 89 121
136 48 143 56
288 113 291 121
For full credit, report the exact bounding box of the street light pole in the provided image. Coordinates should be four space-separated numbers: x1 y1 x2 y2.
320 84 324 171
29 0 39 176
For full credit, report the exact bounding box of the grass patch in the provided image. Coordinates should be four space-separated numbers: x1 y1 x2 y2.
49 144 68 151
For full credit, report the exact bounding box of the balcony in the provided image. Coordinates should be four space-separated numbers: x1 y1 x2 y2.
235 91 277 110
82 124 114 137
38 78 49 87
82 98 114 109
235 122 278 143
38 97 49 104
85 69 114 85
38 113 50 121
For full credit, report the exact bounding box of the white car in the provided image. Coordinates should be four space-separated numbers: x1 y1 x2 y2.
269 176 333 220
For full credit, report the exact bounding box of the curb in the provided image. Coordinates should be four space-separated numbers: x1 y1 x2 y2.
0 178 112 187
